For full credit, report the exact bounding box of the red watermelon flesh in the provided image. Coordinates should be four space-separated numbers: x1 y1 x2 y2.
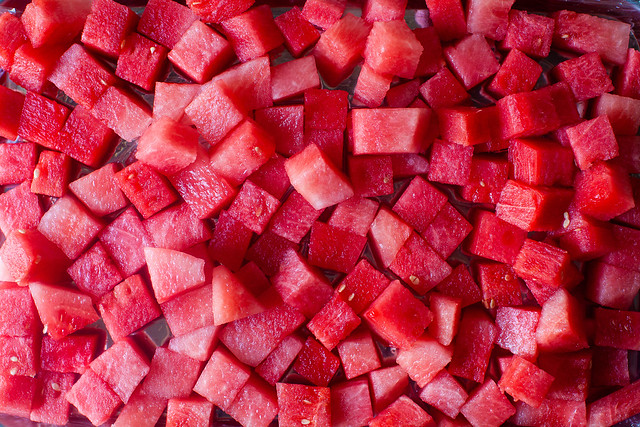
167 324 220 362
449 307 497 383
166 396 213 427
588 379 640 426
397 333 453 387
293 336 341 387
331 378 374 427
225 375 279 427
0 374 35 419
276 382 331 427
0 335 38 377
419 369 468 419
512 399 586 427
255 333 304 385
193 346 251 411
274 6 321 58
153 82 200 122
0 285 38 337
327 196 379 237
81 0 139 59
211 265 265 325
161 283 214 337
140 347 200 400
111 389 166 427
498 355 555 407
0 86 26 141
91 86 153 141
136 117 199 176
368 365 410 413
0 12 28 72
69 163 128 217
535 288 589 352
65 368 122 426
335 258 391 314
336 326 381 380
427 292 462 347
307 293 361 351
460 379 516 427
0 180 43 238
144 247 205 304
29 370 75 425
495 306 540 360
40 331 102 374
67 241 123 299
537 351 591 401
369 395 434 427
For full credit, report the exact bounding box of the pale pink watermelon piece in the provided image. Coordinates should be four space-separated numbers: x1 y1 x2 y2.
144 247 206 304
211 265 265 326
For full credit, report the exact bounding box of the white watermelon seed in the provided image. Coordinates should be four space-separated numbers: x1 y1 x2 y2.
10 356 18 362
51 382 61 391
9 367 17 376
301 420 310 425
409 275 420 286
150 47 157 54
337 284 346 293
33 168 40 179
562 211 570 228
347 293 355 301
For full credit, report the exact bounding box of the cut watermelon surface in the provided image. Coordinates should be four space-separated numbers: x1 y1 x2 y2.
1 0 640 426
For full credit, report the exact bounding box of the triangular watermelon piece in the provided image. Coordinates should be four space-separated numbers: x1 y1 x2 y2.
211 265 265 326
144 247 206 304
29 282 99 340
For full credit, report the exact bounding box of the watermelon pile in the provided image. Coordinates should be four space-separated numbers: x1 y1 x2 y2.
1 0 640 425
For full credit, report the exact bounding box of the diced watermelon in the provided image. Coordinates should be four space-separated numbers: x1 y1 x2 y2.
428 139 474 186
115 161 177 219
495 306 540 359
193 346 251 411
328 197 379 237
0 335 38 377
0 87 25 141
91 86 153 141
0 12 28 71
498 355 554 407
593 92 640 136
419 67 470 109
276 383 331 426
161 283 214 336
29 370 75 425
274 6 321 57
586 261 640 310
220 303 305 367
0 374 36 419
537 351 591 401
555 208 616 261
368 365 409 413
616 48 640 99
460 379 516 427
512 239 577 289
419 370 468 419
352 108 432 154
48 44 116 109
509 137 575 186
98 274 161 341
363 0 407 23
512 399 586 427
312 13 371 87
221 5 283 62
502 9 554 58
302 0 346 29
466 0 515 41
364 20 422 79
99 207 153 276
255 333 304 385
427 292 461 346
111 389 167 427
271 56 320 102
18 91 70 150
552 9 631 65
226 375 278 427
0 181 42 238
138 0 197 50
140 347 200 400
21 0 92 48
465 209 527 264
330 378 373 427
592 346 630 387
370 395 433 427
496 87 563 140
116 32 168 92
211 265 264 326
67 241 123 299
445 34 500 89
488 48 543 97
186 0 254 23
68 165 125 217
424 0 466 41
397 333 453 387
152 82 200 123
594 308 640 351
65 368 122 426
535 288 588 352
246 231 298 276
209 209 252 271
9 43 62 93
449 307 497 383
144 247 205 304
553 52 614 101
81 0 139 59
89 338 150 403
386 79 421 108
588 379 640 426
166 396 213 427
335 259 389 315
167 324 220 362
255 106 304 157
136 117 198 176
293 336 340 386
0 285 38 338
307 293 361 351
144 204 210 252
248 154 291 199
353 63 392 108
268 191 321 244
308 221 367 273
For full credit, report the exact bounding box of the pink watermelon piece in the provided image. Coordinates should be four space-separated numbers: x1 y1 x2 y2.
69 164 128 217
419 370 468 419
331 378 374 427
502 9 554 58
495 306 540 360
138 0 197 49
354 65 392 107
81 0 139 59
161 283 214 337
274 6 321 58
67 241 123 299
29 370 75 425
21 0 92 48
152 82 201 123
535 288 589 352
271 56 320 102
166 396 214 427
537 351 591 401
449 307 497 383
498 355 555 407
427 292 462 346
0 335 38 377
116 32 168 92
368 365 410 413
588 379 640 426
136 117 199 176
336 326 381 379
211 265 265 326
255 334 305 385
444 34 500 89
308 221 367 273
460 379 516 427
553 52 614 101
352 107 432 154
293 336 341 386
221 5 284 63
276 383 331 427
369 395 433 427
167 324 221 362
185 0 255 23
193 346 251 411
65 369 122 426
0 180 43 238
0 12 28 72
144 247 205 304
397 333 453 387
424 0 466 41
327 197 379 237
362 0 407 23
225 375 278 427
302 0 346 29
393 175 447 234
466 0 515 41
364 20 422 79
307 293 361 351
140 347 200 400
91 86 153 141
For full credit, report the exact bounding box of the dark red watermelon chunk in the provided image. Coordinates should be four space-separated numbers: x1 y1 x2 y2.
81 0 139 59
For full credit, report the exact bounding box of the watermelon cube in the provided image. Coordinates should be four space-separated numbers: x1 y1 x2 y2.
461 154 509 204
307 293 361 350
397 333 453 387
255 334 304 385
21 0 92 48
335 326 381 379
161 283 214 336
477 261 522 307
594 308 640 351
0 143 36 188
246 231 298 276
592 346 630 387
327 197 379 237
571 160 635 221
347 155 394 197
370 395 433 427
211 265 264 325
537 351 591 401
30 150 70 198
427 292 462 346
335 258 390 315
593 92 640 136
512 399 587 427
0 374 35 419
363 280 432 349
555 208 616 261
498 356 554 407
111 389 166 427
137 0 197 49
271 56 320 102
226 375 278 427
369 207 413 269
268 191 322 244
209 209 252 271
167 324 220 362
67 242 123 299
465 209 527 265
488 48 543 97
255 106 304 157
56 105 118 168
98 274 161 341
419 370 468 419
466 0 515 41
445 34 500 89
0 12 28 71
81 0 138 59
353 63 393 108
293 336 340 386
428 139 474 186
116 32 168 92
502 10 554 58
393 176 447 233
144 247 205 304
185 0 254 23
166 396 213 427
616 48 640 99
586 261 640 310
29 371 75 425
312 13 371 87
509 137 575 186
9 43 61 93
308 221 367 273
364 20 422 79
437 106 496 147
140 347 201 400
495 306 540 359
193 346 251 411
352 108 432 154
553 52 614 101
248 154 291 199
168 20 233 84
89 338 150 403
221 5 283 62
552 9 631 65
496 179 573 231
423 203 472 259
424 0 466 41
449 307 497 382
419 67 470 109
513 239 577 288
210 55 272 112
69 165 127 217
136 117 198 176
302 0 346 29
274 6 321 57
305 88 348 131
0 285 38 337
227 181 279 235
99 207 153 277
40 330 102 375
363 0 407 23
386 79 421 108
48 44 116 109
601 225 640 272
0 335 38 377
460 379 516 427
0 181 42 238
220 303 305 367
276 383 331 427
331 378 374 427
152 82 200 123
0 86 25 141
18 91 70 150
91 86 153 141
65 368 121 426
588 379 640 426
535 288 588 352
115 161 178 219
368 366 409 413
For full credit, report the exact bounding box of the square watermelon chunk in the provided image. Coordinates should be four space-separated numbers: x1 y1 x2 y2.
460 379 516 427
208 209 252 271
136 117 199 176
161 283 214 337
419 370 468 419
116 32 168 92
276 383 331 427
336 326 381 379
535 288 589 352
0 86 25 141
193 346 251 411
352 107 432 154
0 12 28 72
40 331 103 374
91 86 153 141
9 43 61 93
308 221 367 273
115 161 178 219
466 0 515 41
21 0 92 49
144 247 205 304
69 164 128 217
137 0 197 49
18 91 70 150
335 258 390 314
268 190 323 244
449 307 497 383
307 293 361 351
502 10 554 58
370 395 434 427
0 374 36 419
424 0 466 41
29 371 75 425
553 52 614 101
0 143 36 186
0 180 42 238
140 347 201 400
255 334 304 385
331 378 374 427
65 368 122 426
488 48 543 97
67 241 123 299
327 197 379 237
364 20 423 79
274 6 321 58
444 34 501 89
498 355 554 408
221 5 284 63
81 0 139 59
397 333 453 387
166 396 213 427
0 335 38 377
30 150 71 198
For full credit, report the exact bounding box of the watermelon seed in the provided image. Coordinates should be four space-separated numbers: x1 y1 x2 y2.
337 284 346 293
562 212 571 228
479 180 486 187
383 176 391 184
347 293 355 301
17 229 25 234
51 382 61 391
9 356 18 362
504 274 513 282
191 1 202 5
121 40 126 49
128 174 135 180
409 275 420 286
483 299 496 309
34 255 41 265
560 34 570 39
100 79 108 86
254 146 262 154
150 47 157 54
33 168 40 179
42 325 48 334
301 419 311 425
302 399 312 404
9 367 17 376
